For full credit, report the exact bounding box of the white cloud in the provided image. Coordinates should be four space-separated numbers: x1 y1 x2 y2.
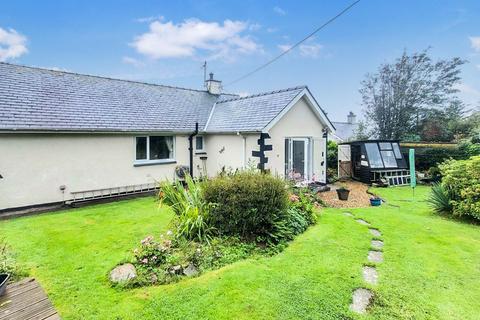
477 64 480 70
278 44 292 52
469 36 480 52
299 43 323 58
278 42 323 58
135 15 164 23
0 27 28 62
266 27 277 33
273 6 287 16
130 19 261 61
248 23 261 31
122 56 145 67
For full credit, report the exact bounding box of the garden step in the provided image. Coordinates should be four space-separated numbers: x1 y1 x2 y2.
362 266 378 285
350 288 374 314
343 212 354 217
368 251 383 263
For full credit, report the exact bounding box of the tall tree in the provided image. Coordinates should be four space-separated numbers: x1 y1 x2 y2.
359 50 465 139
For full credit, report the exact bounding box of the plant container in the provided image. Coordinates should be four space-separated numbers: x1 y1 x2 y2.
336 189 350 201
0 273 10 296
370 198 382 206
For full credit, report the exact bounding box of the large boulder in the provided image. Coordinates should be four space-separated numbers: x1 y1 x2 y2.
109 263 137 283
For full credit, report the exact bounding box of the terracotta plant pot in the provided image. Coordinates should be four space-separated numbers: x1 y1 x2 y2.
0 273 10 296
336 188 350 201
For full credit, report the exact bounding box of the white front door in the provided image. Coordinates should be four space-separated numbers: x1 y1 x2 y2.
285 138 310 180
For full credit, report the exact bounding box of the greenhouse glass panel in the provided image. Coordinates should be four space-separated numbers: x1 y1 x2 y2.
379 142 392 150
392 143 402 159
365 143 384 168
381 150 397 168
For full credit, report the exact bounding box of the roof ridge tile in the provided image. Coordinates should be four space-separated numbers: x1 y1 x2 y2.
217 85 306 103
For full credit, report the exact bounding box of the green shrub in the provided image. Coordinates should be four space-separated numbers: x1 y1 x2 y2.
428 183 453 214
0 239 22 279
203 171 289 242
159 175 213 242
438 156 480 220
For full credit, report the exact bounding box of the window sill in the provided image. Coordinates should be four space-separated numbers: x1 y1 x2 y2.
195 151 207 155
134 159 177 167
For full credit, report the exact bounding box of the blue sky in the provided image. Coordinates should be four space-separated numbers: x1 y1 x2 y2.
1 0 479 121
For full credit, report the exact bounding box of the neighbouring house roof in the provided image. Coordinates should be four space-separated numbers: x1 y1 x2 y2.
331 121 359 142
0 62 333 134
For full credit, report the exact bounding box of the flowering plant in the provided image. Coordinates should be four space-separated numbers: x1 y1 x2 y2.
133 233 172 270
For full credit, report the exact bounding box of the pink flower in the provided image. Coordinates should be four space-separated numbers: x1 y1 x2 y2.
152 256 157 260
141 235 154 245
142 258 148 264
289 194 299 202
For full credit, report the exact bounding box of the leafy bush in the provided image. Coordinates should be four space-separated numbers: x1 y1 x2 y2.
203 171 289 242
428 183 453 213
437 156 480 220
159 175 213 242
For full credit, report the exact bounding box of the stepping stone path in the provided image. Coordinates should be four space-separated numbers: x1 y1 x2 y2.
350 288 374 314
371 240 384 250
368 250 383 263
362 266 378 285
356 219 370 226
342 212 385 315
369 228 382 237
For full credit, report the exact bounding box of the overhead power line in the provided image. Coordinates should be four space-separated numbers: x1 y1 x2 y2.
224 0 361 87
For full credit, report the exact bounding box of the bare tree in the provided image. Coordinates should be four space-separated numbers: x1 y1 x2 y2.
360 49 465 139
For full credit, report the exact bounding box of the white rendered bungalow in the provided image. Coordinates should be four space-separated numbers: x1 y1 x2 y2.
0 63 335 212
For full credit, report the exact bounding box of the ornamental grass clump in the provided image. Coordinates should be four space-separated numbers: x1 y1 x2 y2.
159 175 214 242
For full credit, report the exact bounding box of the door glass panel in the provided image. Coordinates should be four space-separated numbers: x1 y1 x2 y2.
292 140 305 178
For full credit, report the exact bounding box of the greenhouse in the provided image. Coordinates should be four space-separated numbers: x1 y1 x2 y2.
337 140 410 185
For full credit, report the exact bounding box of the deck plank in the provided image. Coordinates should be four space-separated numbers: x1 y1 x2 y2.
0 278 60 320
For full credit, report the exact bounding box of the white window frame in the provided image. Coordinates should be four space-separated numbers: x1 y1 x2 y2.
134 135 176 166
195 135 205 153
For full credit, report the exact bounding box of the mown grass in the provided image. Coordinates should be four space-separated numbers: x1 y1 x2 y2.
1 186 479 319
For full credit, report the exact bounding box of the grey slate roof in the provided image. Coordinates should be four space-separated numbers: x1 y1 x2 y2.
0 63 224 132
0 63 327 134
331 121 359 141
205 86 305 132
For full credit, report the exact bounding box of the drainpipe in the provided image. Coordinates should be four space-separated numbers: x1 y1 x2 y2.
188 122 199 177
241 133 247 168
323 128 328 184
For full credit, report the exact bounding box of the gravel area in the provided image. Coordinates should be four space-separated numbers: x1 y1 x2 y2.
318 180 372 208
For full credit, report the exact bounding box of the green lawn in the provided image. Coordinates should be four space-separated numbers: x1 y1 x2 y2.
1 186 479 319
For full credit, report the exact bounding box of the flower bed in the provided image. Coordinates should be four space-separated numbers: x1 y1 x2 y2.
111 172 319 287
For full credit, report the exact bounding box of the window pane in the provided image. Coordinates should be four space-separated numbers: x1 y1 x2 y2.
195 136 203 150
365 143 383 168
136 137 147 160
381 150 397 168
392 143 402 159
379 142 392 150
149 136 173 160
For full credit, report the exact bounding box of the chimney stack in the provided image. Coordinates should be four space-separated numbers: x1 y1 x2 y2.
205 72 222 95
347 111 356 124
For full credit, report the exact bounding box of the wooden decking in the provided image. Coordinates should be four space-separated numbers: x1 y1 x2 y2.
0 278 60 320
